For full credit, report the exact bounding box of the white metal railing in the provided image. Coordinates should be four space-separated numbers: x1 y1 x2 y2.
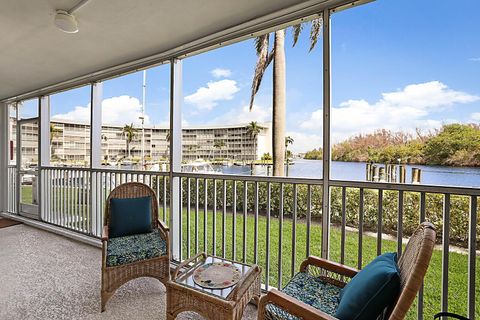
172 172 478 320
40 167 169 237
7 165 17 213
7 167 479 319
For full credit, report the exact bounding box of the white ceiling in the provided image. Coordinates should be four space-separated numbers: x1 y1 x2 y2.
0 0 325 101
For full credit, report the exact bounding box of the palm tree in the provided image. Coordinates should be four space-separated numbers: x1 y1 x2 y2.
285 136 294 157
285 136 294 175
249 18 322 176
122 123 137 159
246 121 262 163
165 130 170 143
102 134 109 163
165 130 170 158
50 124 62 161
213 139 225 159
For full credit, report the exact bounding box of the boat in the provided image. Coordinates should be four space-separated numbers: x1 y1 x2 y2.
182 159 219 174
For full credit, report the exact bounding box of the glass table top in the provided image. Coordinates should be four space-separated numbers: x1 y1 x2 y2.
175 255 252 300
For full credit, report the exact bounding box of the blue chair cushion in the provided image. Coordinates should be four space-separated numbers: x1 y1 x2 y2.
336 252 401 320
265 272 342 319
109 196 152 238
106 229 167 267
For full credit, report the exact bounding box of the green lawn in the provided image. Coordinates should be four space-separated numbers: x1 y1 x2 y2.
21 185 33 204
171 208 479 320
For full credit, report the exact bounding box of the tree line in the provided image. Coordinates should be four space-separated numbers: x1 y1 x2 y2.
304 123 480 167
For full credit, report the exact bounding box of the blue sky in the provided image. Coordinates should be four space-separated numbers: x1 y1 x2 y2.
20 0 480 153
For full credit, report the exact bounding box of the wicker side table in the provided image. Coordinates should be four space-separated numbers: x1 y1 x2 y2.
166 253 262 320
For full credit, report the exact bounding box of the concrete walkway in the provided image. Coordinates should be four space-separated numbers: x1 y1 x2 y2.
0 224 257 320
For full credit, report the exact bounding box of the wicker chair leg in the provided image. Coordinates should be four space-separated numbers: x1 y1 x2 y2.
101 290 114 312
257 298 267 320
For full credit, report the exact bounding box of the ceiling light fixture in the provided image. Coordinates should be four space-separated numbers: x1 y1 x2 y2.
54 10 79 33
54 0 91 34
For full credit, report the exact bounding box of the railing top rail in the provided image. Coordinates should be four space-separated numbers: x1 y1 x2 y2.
34 166 480 195
91 168 169 176
41 166 169 176
329 179 480 196
173 172 325 185
41 166 90 172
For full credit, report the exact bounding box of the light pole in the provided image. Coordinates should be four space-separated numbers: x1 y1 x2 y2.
141 70 147 168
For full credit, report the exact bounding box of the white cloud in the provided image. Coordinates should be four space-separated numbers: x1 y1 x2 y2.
185 79 239 110
210 104 271 125
469 57 480 62
52 95 150 126
211 68 232 78
300 81 479 142
470 112 480 121
286 131 323 154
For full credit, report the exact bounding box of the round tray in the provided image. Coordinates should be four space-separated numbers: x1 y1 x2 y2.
193 262 241 289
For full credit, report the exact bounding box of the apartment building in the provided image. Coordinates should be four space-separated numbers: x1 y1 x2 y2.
10 118 272 165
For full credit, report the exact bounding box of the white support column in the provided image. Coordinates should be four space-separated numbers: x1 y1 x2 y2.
169 59 183 261
90 82 103 169
90 82 103 236
321 9 332 260
0 102 8 213
39 96 50 220
39 96 50 167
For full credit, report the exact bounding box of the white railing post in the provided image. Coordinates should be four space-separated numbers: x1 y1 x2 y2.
90 82 103 236
321 8 332 260
39 96 50 220
0 102 8 213
170 59 183 261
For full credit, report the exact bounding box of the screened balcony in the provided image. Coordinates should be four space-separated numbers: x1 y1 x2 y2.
0 1 479 320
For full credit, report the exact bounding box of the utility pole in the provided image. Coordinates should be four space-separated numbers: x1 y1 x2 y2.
141 70 146 168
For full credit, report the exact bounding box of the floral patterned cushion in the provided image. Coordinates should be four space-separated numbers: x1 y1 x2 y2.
106 229 167 267
265 272 342 320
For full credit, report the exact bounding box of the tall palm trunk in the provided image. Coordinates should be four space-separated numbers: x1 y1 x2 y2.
273 30 286 176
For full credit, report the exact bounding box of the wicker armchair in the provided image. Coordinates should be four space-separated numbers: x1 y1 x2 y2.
258 222 436 320
101 182 170 311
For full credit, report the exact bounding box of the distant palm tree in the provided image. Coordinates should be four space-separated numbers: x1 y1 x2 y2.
213 139 225 159
249 18 322 176
122 123 137 159
285 136 294 157
102 134 109 162
165 130 170 143
285 135 294 175
246 121 262 162
50 124 62 160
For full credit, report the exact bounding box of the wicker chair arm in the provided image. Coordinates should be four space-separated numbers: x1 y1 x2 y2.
229 264 261 301
300 256 358 278
259 289 338 320
156 219 169 244
172 252 207 280
101 225 109 241
157 219 169 232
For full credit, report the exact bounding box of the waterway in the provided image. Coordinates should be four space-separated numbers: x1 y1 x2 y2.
215 159 480 188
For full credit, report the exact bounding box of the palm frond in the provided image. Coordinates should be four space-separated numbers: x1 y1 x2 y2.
309 17 323 52
249 35 274 110
254 34 269 56
292 24 303 47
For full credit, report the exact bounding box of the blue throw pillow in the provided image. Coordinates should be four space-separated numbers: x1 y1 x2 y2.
109 196 152 238
335 252 400 320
